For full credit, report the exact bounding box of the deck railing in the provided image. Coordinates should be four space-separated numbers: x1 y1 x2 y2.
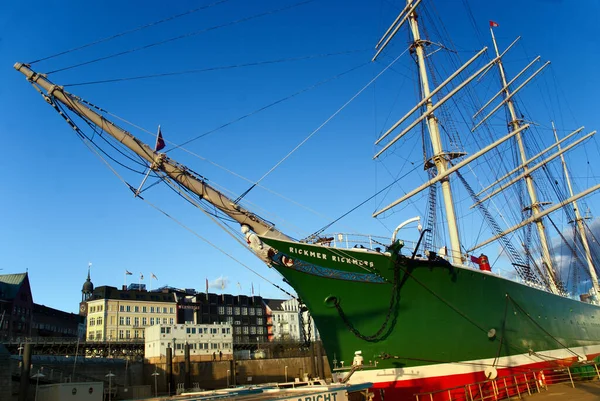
414 362 600 401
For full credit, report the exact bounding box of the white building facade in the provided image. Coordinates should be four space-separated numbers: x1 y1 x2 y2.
264 298 319 342
145 323 233 361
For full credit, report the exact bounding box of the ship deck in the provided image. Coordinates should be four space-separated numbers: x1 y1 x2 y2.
532 381 600 400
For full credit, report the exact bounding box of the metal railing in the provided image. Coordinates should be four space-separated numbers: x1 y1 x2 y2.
414 362 600 401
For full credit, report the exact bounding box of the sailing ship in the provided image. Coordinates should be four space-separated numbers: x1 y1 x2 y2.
14 1 600 400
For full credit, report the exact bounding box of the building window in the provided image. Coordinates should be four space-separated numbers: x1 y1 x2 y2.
134 330 139 339
150 318 155 325
192 328 196 334
97 317 103 326
249 308 255 316
170 307 174 314
257 318 263 325
163 318 167 324
250 327 256 335
89 318 95 326
126 317 131 325
134 317 140 326
163 307 167 313
134 306 139 312
234 307 240 315
119 330 124 339
211 343 218 349
142 306 147 313
226 306 232 315
218 306 225 315
242 326 249 334
142 317 147 326
256 308 262 316
242 307 248 316
126 305 131 312
170 318 174 324
234 327 241 334
150 306 155 313
119 317 125 325
126 330 131 339
120 305 125 312
226 316 233 324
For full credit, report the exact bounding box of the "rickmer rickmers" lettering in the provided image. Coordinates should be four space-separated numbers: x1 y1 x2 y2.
288 247 375 268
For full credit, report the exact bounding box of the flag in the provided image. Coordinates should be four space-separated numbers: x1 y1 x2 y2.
140 273 144 280
155 125 165 151
489 21 499 28
125 270 133 275
151 273 158 280
470 255 481 264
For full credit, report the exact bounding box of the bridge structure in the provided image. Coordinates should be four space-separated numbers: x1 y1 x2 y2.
2 336 321 360
2 337 144 359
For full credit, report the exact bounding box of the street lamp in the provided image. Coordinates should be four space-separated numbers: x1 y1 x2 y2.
151 369 160 397
105 371 116 401
31 369 45 401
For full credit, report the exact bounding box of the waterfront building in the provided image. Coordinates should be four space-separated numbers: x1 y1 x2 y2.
144 322 233 362
0 273 33 338
84 285 177 341
263 298 319 342
177 293 268 345
31 304 85 338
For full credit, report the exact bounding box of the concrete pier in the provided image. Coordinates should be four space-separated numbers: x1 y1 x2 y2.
533 381 600 400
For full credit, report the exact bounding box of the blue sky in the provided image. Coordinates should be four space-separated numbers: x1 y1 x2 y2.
1 0 599 313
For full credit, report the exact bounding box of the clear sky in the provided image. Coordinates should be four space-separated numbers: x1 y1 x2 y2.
1 0 599 313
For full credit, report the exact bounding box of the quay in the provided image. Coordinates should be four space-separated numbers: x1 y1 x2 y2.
532 381 600 401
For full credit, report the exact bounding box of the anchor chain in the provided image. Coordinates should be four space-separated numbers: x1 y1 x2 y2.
331 260 401 343
298 299 312 348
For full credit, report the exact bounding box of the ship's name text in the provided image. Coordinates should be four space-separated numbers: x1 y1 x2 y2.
282 391 339 401
288 247 374 268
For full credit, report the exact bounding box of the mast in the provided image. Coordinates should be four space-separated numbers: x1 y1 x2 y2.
406 1 463 264
14 63 291 242
489 27 560 294
553 122 600 295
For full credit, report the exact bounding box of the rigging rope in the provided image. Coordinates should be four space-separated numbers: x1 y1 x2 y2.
28 0 230 65
233 47 410 204
46 1 313 75
63 50 367 87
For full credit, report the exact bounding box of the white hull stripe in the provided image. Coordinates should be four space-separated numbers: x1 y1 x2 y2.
335 344 600 384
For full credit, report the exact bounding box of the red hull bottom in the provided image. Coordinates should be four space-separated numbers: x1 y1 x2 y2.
359 353 600 401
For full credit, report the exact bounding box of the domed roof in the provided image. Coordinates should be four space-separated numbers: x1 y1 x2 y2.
82 265 94 294
82 278 94 293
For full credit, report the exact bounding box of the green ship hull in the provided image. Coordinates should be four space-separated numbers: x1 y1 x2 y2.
260 236 600 399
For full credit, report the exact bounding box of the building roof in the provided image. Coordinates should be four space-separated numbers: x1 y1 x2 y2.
262 299 286 312
0 273 27 300
89 285 176 303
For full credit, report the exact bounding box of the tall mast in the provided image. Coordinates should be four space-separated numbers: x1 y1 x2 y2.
489 28 560 294
406 1 462 264
14 63 291 243
553 122 600 295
